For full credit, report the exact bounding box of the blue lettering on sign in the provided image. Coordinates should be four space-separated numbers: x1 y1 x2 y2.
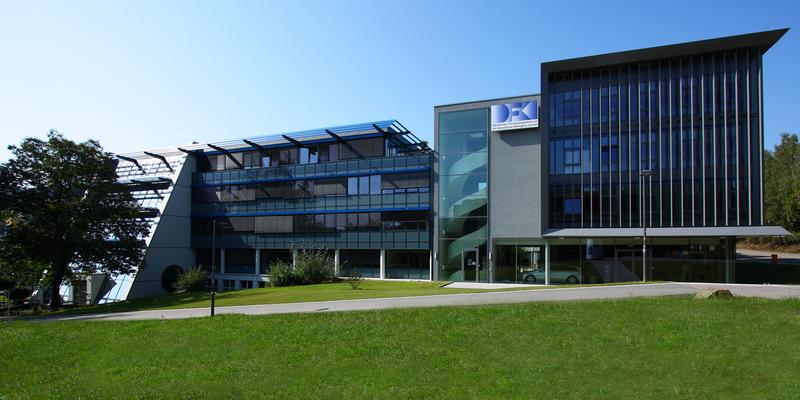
491 101 539 131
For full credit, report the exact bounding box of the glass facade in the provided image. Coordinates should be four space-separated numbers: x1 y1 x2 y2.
492 240 547 284
437 109 489 282
339 249 380 278
548 237 734 283
547 49 764 229
386 249 430 280
192 150 432 251
191 129 433 285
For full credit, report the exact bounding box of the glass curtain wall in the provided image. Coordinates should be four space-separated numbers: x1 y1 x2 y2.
548 49 763 229
548 237 733 283
438 109 489 281
493 240 547 284
340 249 380 278
386 250 430 280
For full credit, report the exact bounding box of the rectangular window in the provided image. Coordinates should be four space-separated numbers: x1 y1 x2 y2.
299 147 309 164
564 198 581 215
369 175 381 194
347 177 358 195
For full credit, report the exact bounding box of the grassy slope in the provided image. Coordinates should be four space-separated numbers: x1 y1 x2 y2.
57 280 654 315
3 296 800 399
57 281 491 314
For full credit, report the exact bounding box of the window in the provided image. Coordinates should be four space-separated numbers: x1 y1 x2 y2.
242 151 262 168
348 177 358 195
369 175 381 194
348 175 381 195
564 198 581 215
223 280 236 290
225 153 243 170
340 138 385 160
208 154 226 171
550 138 582 175
255 216 293 233
382 173 429 193
240 280 253 289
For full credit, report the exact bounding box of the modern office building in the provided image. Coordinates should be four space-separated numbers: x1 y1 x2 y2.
65 28 790 304
81 121 433 302
434 28 789 284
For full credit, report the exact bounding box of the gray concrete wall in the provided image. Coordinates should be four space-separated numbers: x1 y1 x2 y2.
128 156 196 299
489 126 542 238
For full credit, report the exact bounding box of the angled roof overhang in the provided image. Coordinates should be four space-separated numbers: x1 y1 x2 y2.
542 28 789 74
543 226 790 239
178 120 428 156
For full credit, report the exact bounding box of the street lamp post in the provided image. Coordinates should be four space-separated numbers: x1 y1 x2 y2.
639 170 653 282
210 218 216 317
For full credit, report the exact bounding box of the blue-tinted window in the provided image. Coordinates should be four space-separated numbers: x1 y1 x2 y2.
347 177 358 195
564 198 581 215
369 175 381 195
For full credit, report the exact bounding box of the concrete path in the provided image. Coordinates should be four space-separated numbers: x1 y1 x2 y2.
34 282 800 322
443 282 531 289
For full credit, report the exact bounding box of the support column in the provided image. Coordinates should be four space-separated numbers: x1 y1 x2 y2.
220 248 226 275
544 241 551 286
379 249 386 279
334 249 340 277
253 248 261 288
429 251 434 281
726 237 734 283
292 249 298 267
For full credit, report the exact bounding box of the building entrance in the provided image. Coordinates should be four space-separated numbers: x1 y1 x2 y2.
462 249 479 282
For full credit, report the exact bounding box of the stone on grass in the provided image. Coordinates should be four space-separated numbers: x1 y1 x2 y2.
695 289 734 299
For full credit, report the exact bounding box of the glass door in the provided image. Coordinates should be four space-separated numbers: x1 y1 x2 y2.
462 249 478 282
614 248 644 282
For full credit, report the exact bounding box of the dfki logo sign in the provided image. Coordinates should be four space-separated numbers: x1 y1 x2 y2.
490 101 538 131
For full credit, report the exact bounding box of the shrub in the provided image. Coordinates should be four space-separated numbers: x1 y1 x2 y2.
174 267 208 293
268 260 301 287
344 268 363 290
294 249 335 285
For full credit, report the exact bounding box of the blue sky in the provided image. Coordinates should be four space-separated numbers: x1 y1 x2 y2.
0 0 797 160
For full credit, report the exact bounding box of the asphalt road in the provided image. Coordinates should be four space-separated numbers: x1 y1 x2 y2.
737 248 800 266
35 282 800 322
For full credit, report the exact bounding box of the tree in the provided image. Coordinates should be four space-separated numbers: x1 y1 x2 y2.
764 133 800 232
0 131 149 309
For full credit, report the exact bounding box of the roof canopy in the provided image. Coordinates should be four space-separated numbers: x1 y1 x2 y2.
542 28 789 73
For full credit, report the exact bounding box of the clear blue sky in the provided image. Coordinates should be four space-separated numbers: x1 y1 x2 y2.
0 0 797 160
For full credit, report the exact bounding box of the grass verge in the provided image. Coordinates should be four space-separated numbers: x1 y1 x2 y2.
2 296 800 399
53 280 658 315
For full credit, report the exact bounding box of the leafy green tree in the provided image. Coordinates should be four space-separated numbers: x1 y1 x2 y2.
0 131 149 309
764 133 800 232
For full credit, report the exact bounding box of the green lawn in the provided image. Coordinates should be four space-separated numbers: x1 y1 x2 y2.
56 280 654 315
56 280 493 314
3 296 800 399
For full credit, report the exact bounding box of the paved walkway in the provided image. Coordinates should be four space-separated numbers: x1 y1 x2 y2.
443 282 531 289
35 282 800 322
